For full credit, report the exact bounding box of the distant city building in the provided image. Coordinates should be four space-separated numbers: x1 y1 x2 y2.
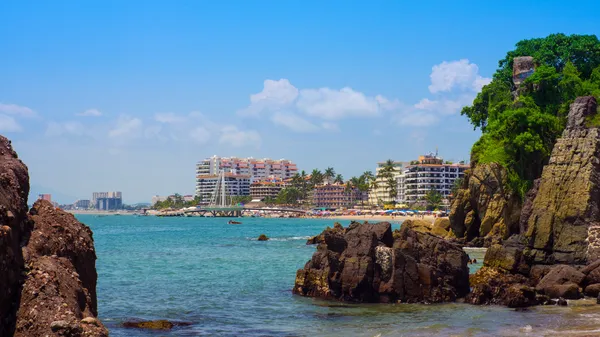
195 156 298 205
397 153 468 206
38 194 52 202
313 183 366 209
93 191 123 211
183 195 195 202
74 199 91 209
368 161 410 205
249 177 287 200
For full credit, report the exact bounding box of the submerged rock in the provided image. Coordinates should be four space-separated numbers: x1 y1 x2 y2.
294 222 469 303
123 319 192 330
257 234 269 241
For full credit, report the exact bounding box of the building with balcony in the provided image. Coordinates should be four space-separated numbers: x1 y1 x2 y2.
249 177 287 200
313 183 367 209
196 173 251 205
195 156 298 205
368 161 410 205
398 153 468 206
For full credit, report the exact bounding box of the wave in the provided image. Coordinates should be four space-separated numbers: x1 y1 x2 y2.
249 236 311 242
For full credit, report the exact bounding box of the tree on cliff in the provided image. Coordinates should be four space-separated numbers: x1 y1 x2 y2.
462 33 600 197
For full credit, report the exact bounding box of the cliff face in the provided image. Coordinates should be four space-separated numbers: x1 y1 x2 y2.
0 135 107 337
524 96 600 265
449 163 521 245
0 137 31 337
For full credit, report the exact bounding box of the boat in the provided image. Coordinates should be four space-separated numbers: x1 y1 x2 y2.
228 220 242 225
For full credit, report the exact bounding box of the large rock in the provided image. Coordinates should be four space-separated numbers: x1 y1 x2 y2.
293 222 469 303
0 135 107 337
524 96 600 264
512 56 535 88
0 136 31 337
535 265 585 299
466 267 537 308
449 163 521 245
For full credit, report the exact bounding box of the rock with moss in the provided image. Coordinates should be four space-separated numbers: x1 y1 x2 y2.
306 222 345 245
449 163 521 246
123 319 191 330
523 96 600 264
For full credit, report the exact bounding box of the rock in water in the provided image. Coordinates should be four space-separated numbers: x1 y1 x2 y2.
257 234 269 241
524 96 600 264
293 222 469 303
0 135 107 337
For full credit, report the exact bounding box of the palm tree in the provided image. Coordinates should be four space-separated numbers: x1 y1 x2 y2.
310 169 324 187
324 167 336 184
334 174 344 184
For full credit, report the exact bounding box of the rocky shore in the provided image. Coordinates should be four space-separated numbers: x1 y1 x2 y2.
296 96 600 309
0 135 107 337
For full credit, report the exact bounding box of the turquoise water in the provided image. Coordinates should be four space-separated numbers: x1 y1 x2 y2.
81 215 600 336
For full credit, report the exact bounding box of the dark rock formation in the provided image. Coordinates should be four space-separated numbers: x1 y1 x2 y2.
466 267 537 308
0 135 107 337
0 136 31 337
306 222 345 245
257 234 269 241
293 222 469 303
449 163 521 245
523 96 600 264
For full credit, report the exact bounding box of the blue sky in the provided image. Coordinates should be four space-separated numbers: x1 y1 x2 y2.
0 0 598 204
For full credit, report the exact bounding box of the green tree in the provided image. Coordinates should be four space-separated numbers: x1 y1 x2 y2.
324 167 336 184
334 174 344 184
424 189 443 211
462 33 600 198
310 169 324 187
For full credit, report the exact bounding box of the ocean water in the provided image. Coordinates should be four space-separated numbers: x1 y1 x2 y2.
80 215 600 337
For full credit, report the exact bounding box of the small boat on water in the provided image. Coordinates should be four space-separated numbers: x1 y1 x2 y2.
228 220 242 225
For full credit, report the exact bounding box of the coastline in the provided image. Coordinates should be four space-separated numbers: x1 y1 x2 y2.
319 214 437 223
65 210 133 215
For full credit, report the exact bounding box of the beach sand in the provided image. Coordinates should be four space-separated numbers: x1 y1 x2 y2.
322 214 437 223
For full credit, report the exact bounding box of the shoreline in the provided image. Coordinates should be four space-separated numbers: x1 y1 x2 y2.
315 214 437 223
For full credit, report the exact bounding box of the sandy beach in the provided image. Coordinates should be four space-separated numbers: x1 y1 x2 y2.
323 214 437 223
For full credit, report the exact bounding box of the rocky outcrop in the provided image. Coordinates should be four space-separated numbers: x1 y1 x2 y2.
293 222 469 303
306 222 345 244
0 135 107 337
449 163 521 245
512 56 535 88
469 96 600 307
523 96 600 264
0 136 31 337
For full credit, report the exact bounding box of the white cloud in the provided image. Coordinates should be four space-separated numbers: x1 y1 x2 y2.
155 112 186 124
0 103 36 118
414 95 475 115
77 109 102 117
108 116 142 138
219 126 261 148
45 121 84 137
393 109 439 126
428 59 491 93
0 114 22 132
271 112 319 133
297 87 380 120
238 79 299 117
190 127 211 144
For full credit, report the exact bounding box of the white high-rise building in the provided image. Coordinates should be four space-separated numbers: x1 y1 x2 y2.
368 161 410 205
397 153 468 206
195 156 298 205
